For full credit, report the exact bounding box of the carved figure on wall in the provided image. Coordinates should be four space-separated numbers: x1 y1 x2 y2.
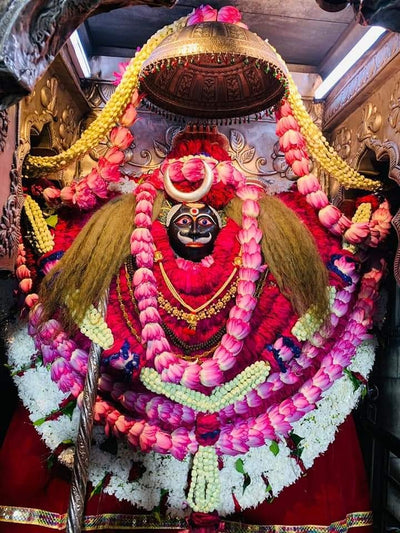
0 6 394 533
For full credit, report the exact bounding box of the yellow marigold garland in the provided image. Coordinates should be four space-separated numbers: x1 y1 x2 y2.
25 15 188 174
24 195 55 254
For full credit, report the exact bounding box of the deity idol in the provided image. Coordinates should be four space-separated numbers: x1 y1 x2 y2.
0 5 393 533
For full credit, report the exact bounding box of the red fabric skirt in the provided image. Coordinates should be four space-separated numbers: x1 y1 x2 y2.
0 404 372 532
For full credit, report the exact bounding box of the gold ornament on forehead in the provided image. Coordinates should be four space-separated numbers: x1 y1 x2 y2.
139 21 289 119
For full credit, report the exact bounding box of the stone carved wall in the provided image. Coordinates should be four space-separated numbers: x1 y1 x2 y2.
83 79 324 195
0 105 22 271
327 37 400 283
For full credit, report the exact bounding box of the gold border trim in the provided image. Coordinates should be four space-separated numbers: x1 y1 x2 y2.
0 506 372 532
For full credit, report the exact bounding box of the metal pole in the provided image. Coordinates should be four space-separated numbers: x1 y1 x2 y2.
66 301 106 532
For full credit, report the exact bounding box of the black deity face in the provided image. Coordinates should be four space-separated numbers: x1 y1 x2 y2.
167 203 221 262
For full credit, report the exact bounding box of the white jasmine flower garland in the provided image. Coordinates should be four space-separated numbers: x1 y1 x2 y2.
8 323 376 517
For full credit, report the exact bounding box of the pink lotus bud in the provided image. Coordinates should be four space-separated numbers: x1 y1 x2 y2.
98 158 121 183
242 251 262 270
284 148 307 165
60 185 75 204
16 254 26 266
199 359 223 387
134 213 152 227
43 187 61 206
312 369 331 390
171 427 191 460
292 393 310 411
127 420 146 447
237 280 256 296
130 89 141 106
105 146 125 165
276 115 300 137
141 322 164 342
292 158 310 177
19 278 32 293
279 129 305 151
267 406 291 435
69 348 88 374
162 363 185 384
110 126 134 149
139 424 158 452
242 198 260 217
318 205 341 228
114 415 134 436
217 6 242 23
50 357 70 382
215 346 236 371
296 174 321 196
74 181 97 210
278 398 297 419
276 100 292 119
337 214 352 232
16 264 30 280
86 170 108 198
306 190 329 209
301 382 321 403
181 365 201 389
25 293 39 308
133 267 156 285
344 222 370 244
120 103 137 127
182 157 206 183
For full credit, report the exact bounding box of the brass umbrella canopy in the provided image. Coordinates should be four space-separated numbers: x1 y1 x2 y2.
139 21 289 119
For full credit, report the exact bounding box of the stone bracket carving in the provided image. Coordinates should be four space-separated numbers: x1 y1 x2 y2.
0 154 23 259
0 0 175 109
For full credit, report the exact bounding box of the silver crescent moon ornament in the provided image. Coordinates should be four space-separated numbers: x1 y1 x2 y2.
163 160 214 203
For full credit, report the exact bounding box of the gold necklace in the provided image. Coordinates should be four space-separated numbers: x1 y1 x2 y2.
156 250 241 312
116 268 141 343
157 279 238 331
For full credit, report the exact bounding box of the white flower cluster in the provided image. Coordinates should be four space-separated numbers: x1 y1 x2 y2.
141 361 270 412
292 286 336 341
8 324 376 517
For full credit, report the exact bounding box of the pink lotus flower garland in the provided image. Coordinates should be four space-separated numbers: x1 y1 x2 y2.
86 256 384 459
29 303 88 398
275 100 391 247
131 160 263 389
16 241 39 309
41 91 140 211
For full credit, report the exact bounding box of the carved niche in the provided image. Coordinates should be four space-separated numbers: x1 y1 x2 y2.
18 55 91 185
335 138 400 285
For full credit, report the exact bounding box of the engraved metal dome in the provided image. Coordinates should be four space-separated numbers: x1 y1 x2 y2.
139 22 289 119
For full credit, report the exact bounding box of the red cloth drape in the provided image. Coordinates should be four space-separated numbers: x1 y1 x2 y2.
0 403 371 532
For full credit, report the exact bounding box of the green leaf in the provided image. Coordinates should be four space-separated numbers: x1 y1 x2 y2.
33 416 47 427
89 473 108 499
242 473 251 493
62 400 77 420
344 368 361 391
290 432 304 447
45 214 58 228
235 458 245 474
269 441 279 456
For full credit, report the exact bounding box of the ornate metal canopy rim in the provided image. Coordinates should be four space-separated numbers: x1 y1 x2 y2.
139 21 289 119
